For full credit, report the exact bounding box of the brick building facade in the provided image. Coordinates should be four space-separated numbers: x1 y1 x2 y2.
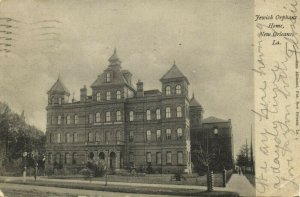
45 50 233 174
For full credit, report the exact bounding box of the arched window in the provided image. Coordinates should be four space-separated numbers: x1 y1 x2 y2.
166 152 172 164
96 112 101 123
176 106 182 118
146 152 152 163
95 132 101 142
106 92 111 101
58 115 62 125
146 110 151 120
66 115 71 124
166 86 171 95
51 97 55 105
116 111 121 121
106 112 111 122
177 128 183 139
156 109 161 120
166 107 171 118
89 114 93 124
66 133 72 143
129 131 134 142
57 133 61 143
72 153 77 164
166 129 171 140
116 131 121 143
88 132 93 142
58 98 62 105
156 130 161 141
74 115 78 124
175 85 181 94
146 130 151 141
116 91 121 99
96 92 101 101
73 133 78 143
129 111 134 121
177 151 183 165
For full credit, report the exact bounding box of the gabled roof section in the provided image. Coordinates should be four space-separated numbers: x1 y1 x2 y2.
160 61 189 84
203 116 229 124
48 76 70 95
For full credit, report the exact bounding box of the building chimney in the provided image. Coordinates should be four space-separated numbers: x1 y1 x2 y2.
80 85 87 102
136 80 144 97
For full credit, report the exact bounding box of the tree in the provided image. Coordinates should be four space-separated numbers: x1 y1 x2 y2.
236 144 249 169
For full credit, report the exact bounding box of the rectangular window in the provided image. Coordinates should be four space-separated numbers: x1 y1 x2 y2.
89 114 93 124
167 152 172 164
72 153 77 164
117 91 121 99
106 92 111 101
58 98 62 105
57 133 61 143
156 152 162 165
129 131 134 142
176 106 182 118
106 112 111 122
116 111 121 121
106 72 111 82
58 115 61 125
177 128 183 139
88 132 93 142
177 151 183 165
166 107 171 118
156 109 161 120
65 153 69 164
74 115 78 124
66 115 71 124
156 130 161 141
105 131 109 144
146 110 151 120
116 131 121 143
66 133 72 143
96 92 101 101
73 133 78 143
51 116 55 125
96 112 101 123
146 130 151 141
129 111 134 121
146 152 152 163
95 132 101 142
166 129 171 140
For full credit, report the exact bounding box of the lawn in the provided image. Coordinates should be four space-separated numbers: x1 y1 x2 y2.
49 173 226 187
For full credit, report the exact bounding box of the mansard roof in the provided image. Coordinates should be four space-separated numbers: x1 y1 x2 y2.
47 76 70 95
91 50 133 89
160 62 189 84
203 116 229 124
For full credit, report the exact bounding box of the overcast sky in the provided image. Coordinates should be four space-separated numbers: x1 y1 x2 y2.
0 0 254 157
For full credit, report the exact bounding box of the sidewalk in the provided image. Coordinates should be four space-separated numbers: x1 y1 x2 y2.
225 174 255 197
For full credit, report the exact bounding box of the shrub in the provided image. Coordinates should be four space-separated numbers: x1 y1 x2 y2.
146 163 154 174
174 170 184 181
79 168 93 178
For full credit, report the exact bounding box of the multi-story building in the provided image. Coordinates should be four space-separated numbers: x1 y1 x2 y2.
46 50 192 174
45 49 233 174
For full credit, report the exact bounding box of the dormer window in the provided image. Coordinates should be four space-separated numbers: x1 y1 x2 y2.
166 86 171 95
106 72 111 82
58 98 62 105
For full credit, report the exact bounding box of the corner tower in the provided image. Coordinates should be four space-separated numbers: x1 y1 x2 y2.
47 75 70 105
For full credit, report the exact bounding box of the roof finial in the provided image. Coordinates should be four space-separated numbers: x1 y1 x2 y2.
192 91 195 99
114 47 117 54
58 73 61 81
173 59 176 66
